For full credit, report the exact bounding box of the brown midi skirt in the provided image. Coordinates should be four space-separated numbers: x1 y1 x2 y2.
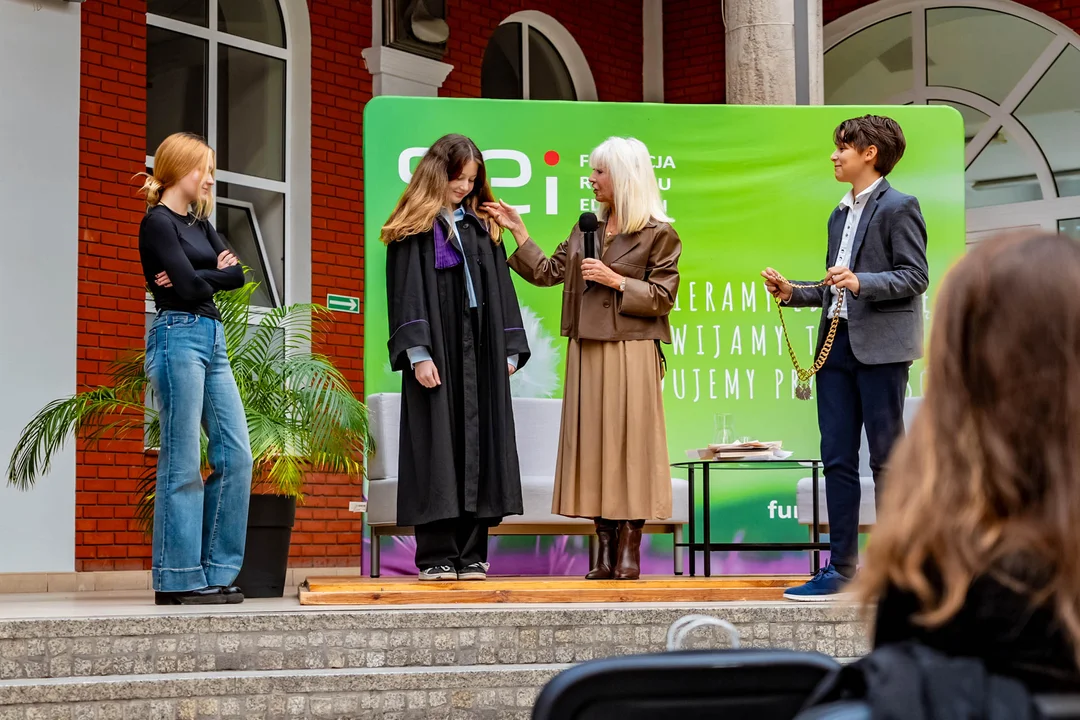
551 338 672 520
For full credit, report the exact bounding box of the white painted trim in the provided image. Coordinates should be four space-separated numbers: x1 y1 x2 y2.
927 87 1056 197
642 0 664 102
501 10 598 101
218 169 288 194
521 20 532 100
910 8 927 104
825 0 1080 50
961 36 1067 169
967 195 1080 233
361 45 454 87
281 0 312 308
147 155 287 194
962 118 1004 168
825 0 1080 212
146 13 289 59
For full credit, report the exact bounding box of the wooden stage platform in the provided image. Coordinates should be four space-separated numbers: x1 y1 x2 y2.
299 575 801 605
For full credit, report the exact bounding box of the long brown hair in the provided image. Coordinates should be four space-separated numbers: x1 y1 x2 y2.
858 231 1080 666
381 133 501 244
137 132 216 220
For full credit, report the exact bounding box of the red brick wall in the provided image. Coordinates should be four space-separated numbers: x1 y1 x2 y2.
663 0 725 104
76 0 152 572
297 0 372 569
73 0 374 571
440 0 644 101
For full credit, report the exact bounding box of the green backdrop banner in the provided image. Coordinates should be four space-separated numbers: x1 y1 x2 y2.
362 98 966 573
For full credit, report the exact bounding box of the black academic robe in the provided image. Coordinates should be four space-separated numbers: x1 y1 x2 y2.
385 213 530 527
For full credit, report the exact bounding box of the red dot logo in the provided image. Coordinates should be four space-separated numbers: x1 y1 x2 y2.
543 150 560 166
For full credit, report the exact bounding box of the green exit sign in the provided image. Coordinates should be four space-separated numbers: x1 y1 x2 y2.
326 294 360 314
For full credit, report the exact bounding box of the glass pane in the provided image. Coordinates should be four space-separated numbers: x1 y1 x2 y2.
965 127 1043 208
1015 45 1080 198
218 45 285 181
927 8 1053 103
217 182 285 305
825 14 912 105
219 0 285 48
528 27 576 101
215 190 279 308
147 27 208 156
1060 218 1080 239
148 0 208 26
928 100 990 144
481 23 523 99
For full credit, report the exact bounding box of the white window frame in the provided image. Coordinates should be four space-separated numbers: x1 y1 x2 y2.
824 0 1080 240
145 0 312 311
497 10 597 101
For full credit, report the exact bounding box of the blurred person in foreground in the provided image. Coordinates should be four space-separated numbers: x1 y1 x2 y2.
858 230 1080 693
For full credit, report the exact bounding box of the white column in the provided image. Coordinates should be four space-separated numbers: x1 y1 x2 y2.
0 0 80 572
362 45 453 97
724 0 823 105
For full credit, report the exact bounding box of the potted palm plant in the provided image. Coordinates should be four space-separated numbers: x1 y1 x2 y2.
6 281 370 597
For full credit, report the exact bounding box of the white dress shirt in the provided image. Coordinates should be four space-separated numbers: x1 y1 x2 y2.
829 176 884 320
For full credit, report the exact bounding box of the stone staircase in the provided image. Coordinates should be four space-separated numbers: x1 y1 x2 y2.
0 603 866 719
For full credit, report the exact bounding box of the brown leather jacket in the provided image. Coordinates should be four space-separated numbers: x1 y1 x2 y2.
508 218 681 342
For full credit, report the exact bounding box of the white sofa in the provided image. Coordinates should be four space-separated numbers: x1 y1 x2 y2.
796 396 923 533
365 392 690 577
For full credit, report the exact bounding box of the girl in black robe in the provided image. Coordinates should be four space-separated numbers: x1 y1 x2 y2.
381 134 530 581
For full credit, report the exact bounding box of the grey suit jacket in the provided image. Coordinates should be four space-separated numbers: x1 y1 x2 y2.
786 178 929 365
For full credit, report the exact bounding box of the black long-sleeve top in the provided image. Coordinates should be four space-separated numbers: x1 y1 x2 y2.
139 204 245 321
875 572 1080 693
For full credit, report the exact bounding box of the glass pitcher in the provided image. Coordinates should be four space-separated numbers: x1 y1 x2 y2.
713 413 736 446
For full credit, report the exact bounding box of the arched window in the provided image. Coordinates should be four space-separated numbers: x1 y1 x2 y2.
481 11 597 101
146 0 290 307
825 1 1080 241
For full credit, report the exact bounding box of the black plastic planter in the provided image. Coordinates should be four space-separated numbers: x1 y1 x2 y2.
233 494 297 598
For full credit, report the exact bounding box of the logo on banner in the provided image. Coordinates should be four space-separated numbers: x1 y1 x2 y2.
396 147 675 216
397 147 560 216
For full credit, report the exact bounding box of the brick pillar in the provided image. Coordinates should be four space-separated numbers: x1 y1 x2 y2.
76 0 152 571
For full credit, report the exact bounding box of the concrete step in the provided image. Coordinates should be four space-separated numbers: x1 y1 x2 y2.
0 604 867 681
0 664 565 720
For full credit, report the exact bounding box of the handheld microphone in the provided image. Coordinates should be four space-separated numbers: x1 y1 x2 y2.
579 212 599 290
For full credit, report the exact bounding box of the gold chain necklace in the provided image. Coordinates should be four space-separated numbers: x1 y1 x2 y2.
773 274 846 400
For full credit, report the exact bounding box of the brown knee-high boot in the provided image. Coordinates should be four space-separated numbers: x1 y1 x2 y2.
585 518 618 580
613 520 645 580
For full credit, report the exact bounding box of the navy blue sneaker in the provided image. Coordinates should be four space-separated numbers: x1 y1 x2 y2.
783 565 852 602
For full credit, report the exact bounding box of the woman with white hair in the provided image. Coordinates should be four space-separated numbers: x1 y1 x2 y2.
483 136 681 581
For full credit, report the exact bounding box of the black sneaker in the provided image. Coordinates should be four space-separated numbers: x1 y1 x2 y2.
458 562 490 581
418 565 458 581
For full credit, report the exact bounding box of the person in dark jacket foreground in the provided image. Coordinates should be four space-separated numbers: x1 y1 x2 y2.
854 232 1080 694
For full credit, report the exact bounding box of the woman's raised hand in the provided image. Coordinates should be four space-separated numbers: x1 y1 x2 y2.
481 200 526 237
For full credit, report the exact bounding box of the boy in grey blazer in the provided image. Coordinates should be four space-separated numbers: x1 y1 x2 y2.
763 115 929 600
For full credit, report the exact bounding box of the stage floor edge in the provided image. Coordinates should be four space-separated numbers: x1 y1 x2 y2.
298 575 802 605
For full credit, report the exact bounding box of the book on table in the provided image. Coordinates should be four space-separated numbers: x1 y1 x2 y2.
686 441 783 461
